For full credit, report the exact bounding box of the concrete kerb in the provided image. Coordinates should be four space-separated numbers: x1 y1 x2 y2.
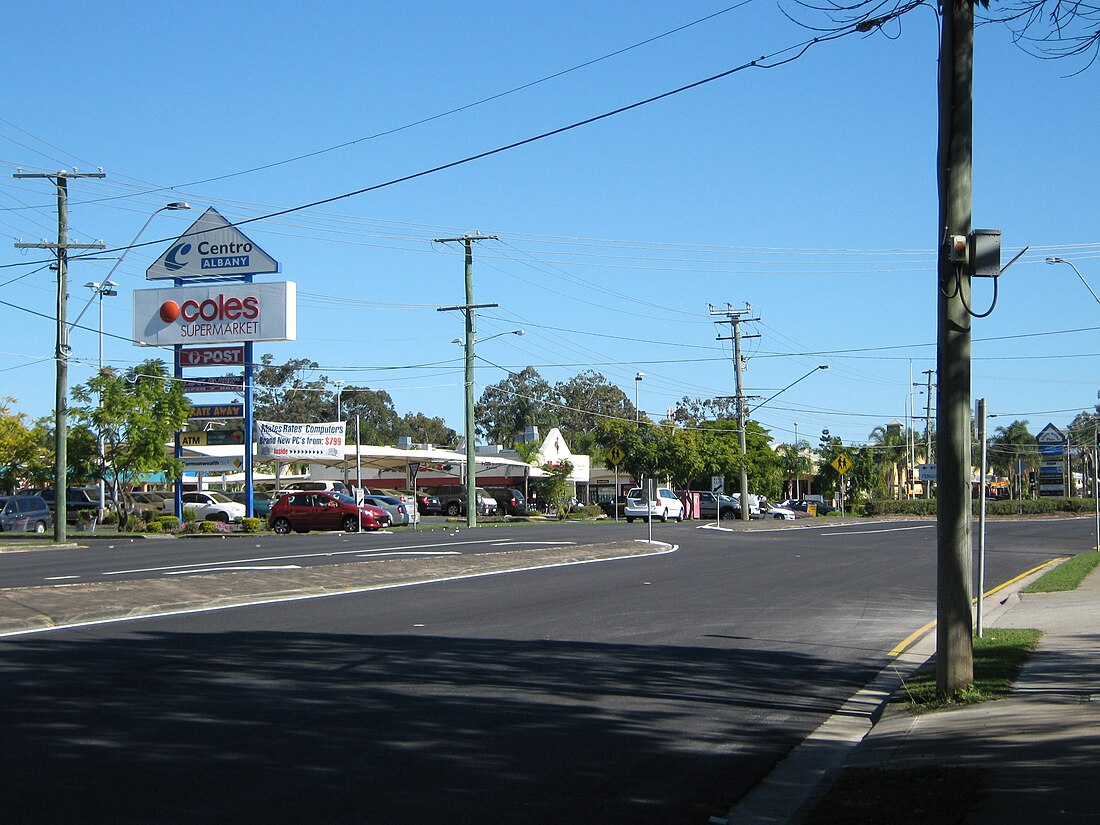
0 539 674 638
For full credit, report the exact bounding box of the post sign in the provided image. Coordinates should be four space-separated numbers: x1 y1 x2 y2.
178 346 245 368
180 429 245 448
146 207 280 280
256 420 346 461
606 445 625 466
831 453 853 475
133 281 296 346
711 475 725 493
181 456 243 473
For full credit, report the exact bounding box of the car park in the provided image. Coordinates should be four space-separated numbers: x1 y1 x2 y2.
597 495 629 518
694 491 740 520
168 491 247 522
432 485 498 517
229 491 274 517
397 489 442 516
362 487 419 513
17 487 105 523
484 487 529 516
360 494 418 526
280 480 351 496
624 486 684 523
268 491 389 534
0 495 52 533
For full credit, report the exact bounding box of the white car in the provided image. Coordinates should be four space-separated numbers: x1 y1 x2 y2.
167 491 247 522
624 487 684 523
765 505 797 520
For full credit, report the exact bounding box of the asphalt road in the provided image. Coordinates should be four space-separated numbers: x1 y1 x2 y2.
0 517 1088 824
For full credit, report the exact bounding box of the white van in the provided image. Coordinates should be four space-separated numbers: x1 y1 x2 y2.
280 480 350 496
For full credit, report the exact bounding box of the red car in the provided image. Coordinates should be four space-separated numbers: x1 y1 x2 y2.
268 491 390 534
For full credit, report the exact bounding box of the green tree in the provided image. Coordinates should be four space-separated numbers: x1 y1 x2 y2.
71 360 190 528
553 370 633 454
250 354 332 423
398 412 457 447
341 386 400 444
988 420 1038 499
475 366 554 446
0 400 39 494
868 423 909 499
532 459 574 519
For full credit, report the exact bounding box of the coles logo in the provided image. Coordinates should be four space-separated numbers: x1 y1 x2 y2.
158 294 260 325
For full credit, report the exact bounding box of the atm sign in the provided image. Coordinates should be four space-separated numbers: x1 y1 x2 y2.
179 346 245 368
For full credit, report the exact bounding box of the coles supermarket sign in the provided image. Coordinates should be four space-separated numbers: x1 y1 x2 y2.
133 281 297 346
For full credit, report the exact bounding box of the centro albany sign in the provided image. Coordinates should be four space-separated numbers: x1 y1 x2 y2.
133 281 297 346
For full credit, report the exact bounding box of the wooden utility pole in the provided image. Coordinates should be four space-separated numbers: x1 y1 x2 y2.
14 170 105 542
435 233 497 528
935 0 975 695
711 304 759 521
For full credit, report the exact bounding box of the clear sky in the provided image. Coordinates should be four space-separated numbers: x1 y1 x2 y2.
2 1 1098 450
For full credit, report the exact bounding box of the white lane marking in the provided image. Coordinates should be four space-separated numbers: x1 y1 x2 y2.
2 545 680 638
164 565 303 575
44 575 80 581
101 538 507 576
819 525 935 536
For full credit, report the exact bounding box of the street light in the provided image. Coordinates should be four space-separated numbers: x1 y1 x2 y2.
333 380 345 421
634 372 645 421
83 279 118 515
69 202 190 519
1046 257 1100 306
451 329 525 346
752 365 829 414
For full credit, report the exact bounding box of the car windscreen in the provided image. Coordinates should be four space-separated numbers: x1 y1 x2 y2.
207 492 233 503
333 493 356 505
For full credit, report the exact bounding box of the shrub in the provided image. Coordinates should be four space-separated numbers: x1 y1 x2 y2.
182 506 198 524
146 521 164 533
157 515 180 531
100 509 119 525
242 517 262 533
198 520 218 534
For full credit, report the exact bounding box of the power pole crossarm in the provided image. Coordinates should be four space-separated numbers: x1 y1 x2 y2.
710 304 759 521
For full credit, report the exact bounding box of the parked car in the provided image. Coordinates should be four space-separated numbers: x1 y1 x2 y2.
397 488 442 516
268 491 389 534
362 487 419 513
597 495 629 518
0 495 52 533
764 504 797 520
695 491 740 520
432 485 498 517
484 487 529 516
17 487 104 523
624 486 684 523
167 491 247 522
228 491 273 517
360 494 418 526
787 499 840 516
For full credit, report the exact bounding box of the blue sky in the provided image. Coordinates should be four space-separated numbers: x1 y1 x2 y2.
2 1 1098 449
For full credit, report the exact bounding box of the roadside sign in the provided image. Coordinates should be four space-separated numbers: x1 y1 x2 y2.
607 445 625 466
711 475 725 493
181 456 243 473
146 206 280 280
189 403 244 419
180 429 245 448
178 346 245 368
918 463 937 482
831 453 853 475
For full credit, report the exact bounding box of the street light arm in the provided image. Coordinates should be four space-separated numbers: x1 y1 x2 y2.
751 365 829 415
1046 257 1100 306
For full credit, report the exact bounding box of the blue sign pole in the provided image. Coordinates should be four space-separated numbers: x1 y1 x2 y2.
244 274 255 519
174 275 184 520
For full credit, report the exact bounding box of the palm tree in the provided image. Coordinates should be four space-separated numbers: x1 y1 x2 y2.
868 422 909 499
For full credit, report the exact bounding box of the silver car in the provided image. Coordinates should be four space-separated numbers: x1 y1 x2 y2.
360 495 418 527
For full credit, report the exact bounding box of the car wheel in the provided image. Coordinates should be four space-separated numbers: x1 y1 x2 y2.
626 516 634 523
719 508 734 520
676 509 684 522
272 518 292 535
34 521 46 534
660 509 669 523
446 502 461 517
342 515 359 533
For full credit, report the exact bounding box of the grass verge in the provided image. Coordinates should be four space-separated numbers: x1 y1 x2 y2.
1023 552 1100 593
900 628 1042 710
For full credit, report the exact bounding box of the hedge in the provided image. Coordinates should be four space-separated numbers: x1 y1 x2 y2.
864 497 1094 517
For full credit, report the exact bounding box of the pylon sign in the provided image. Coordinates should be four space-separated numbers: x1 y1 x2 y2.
146 207 279 280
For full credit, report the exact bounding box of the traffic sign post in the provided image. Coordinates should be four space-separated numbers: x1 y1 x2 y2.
831 453 852 515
